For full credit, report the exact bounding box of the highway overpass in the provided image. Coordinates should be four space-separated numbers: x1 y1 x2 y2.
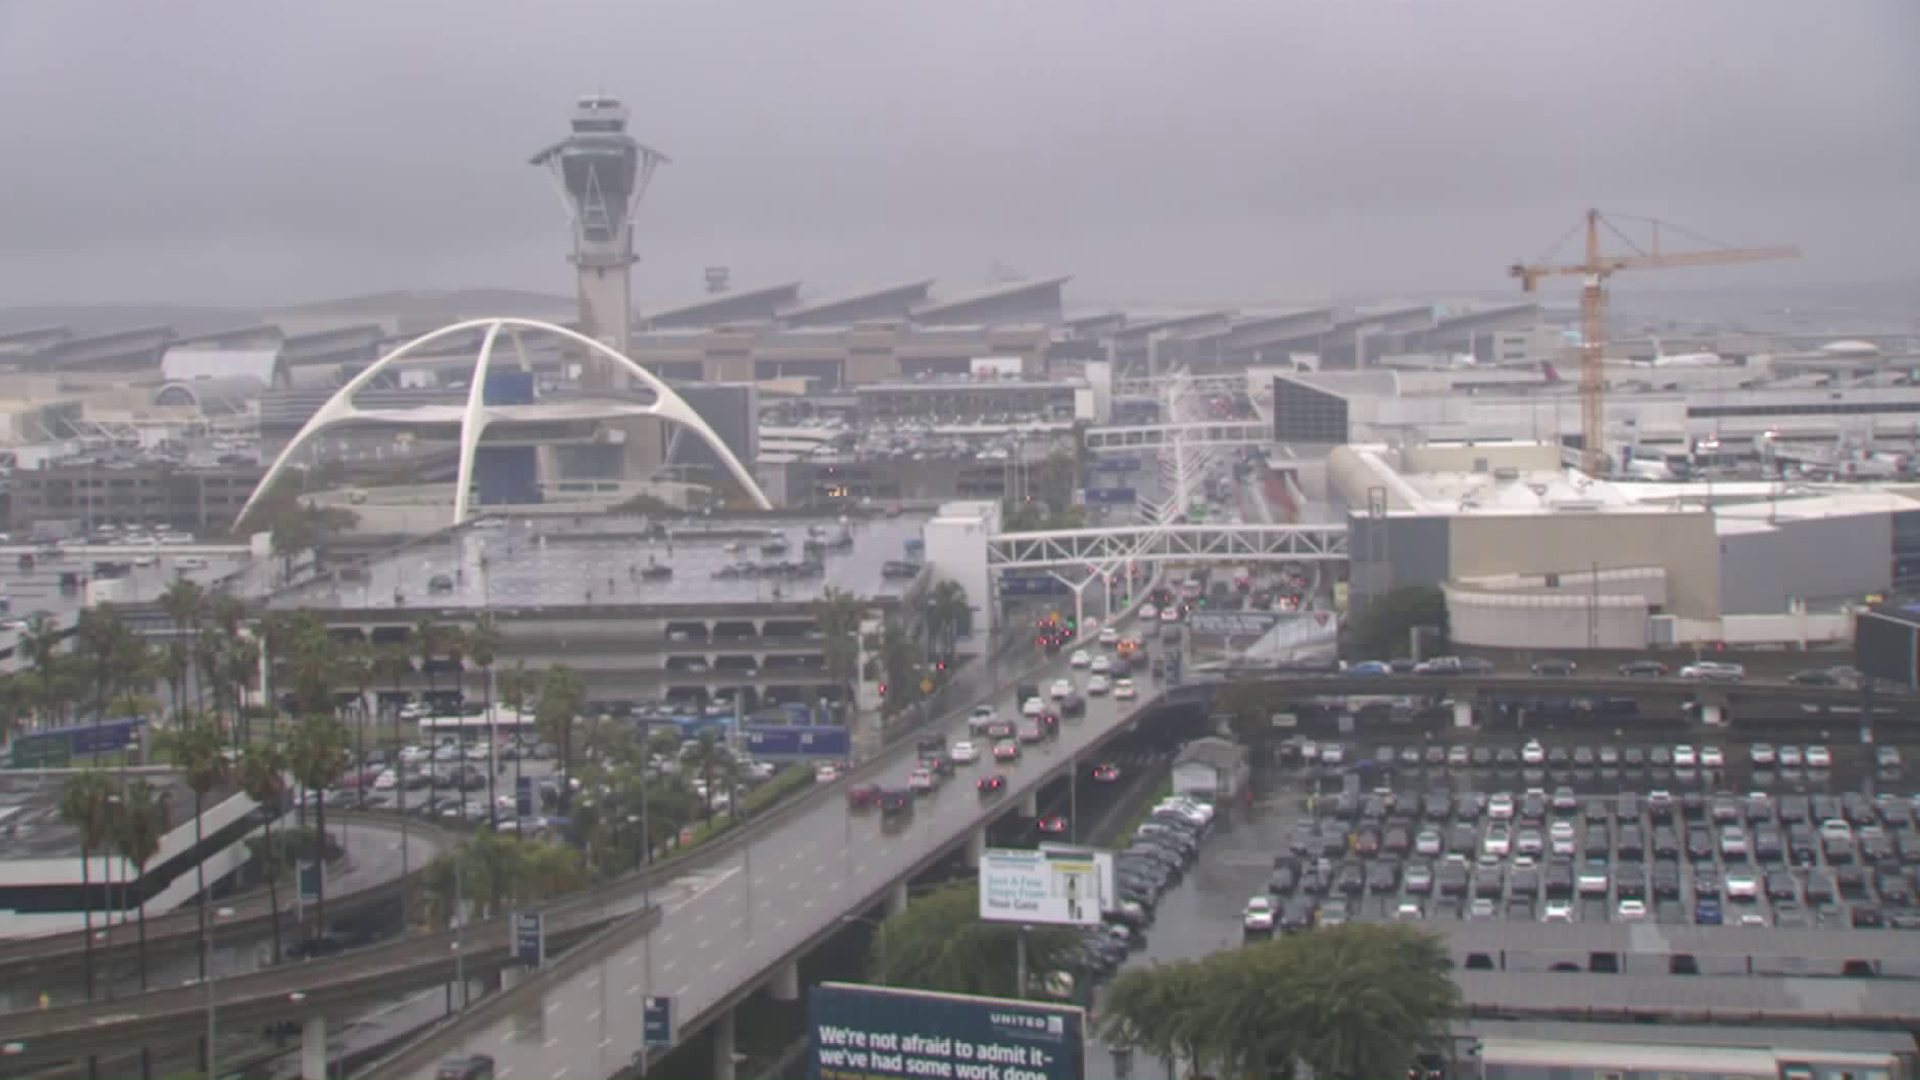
0 645 1891 1080
0 813 450 991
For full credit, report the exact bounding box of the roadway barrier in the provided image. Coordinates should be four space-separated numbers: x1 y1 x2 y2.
0 812 452 976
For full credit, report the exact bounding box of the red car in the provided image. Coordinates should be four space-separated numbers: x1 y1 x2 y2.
1091 763 1121 783
846 783 880 809
1037 815 1068 835
977 774 1006 796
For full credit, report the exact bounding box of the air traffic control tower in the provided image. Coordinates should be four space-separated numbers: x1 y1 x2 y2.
530 95 672 479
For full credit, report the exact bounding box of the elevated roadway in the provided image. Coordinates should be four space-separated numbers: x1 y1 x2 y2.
0 813 450 987
1083 420 1270 453
1180 671 1918 716
2 651 1891 1078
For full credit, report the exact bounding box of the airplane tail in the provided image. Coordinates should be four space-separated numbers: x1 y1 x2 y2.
1541 361 1562 384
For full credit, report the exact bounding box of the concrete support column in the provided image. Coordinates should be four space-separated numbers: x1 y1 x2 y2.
1021 790 1039 817
500 965 522 992
1699 700 1725 727
771 960 801 1002
712 1005 738 1080
965 826 986 868
1452 700 1473 728
887 881 909 918
301 1015 326 1080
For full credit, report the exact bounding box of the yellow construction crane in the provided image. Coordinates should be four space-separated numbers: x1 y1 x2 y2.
1510 209 1799 474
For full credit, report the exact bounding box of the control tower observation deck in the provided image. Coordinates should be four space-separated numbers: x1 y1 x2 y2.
528 95 670 380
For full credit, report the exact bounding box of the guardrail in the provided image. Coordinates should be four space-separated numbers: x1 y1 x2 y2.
0 812 453 974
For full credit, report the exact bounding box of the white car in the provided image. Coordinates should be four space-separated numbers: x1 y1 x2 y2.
1022 697 1046 717
1719 825 1749 858
1549 821 1576 857
1050 678 1074 700
1515 828 1544 856
968 706 998 733
1414 829 1442 856
1138 604 1158 620
1805 745 1832 769
1318 741 1345 766
1086 674 1111 696
1673 744 1696 768
1243 897 1276 932
1778 745 1803 768
907 768 935 793
1483 824 1512 857
1160 608 1181 624
814 763 840 783
1679 661 1745 681
1750 742 1777 766
1113 679 1137 700
1542 899 1574 923
373 770 397 791
1090 655 1114 675
1616 899 1649 922
1521 740 1545 765
1098 628 1120 646
950 741 978 764
1069 650 1092 669
1725 871 1759 899
1700 745 1724 769
1488 793 1516 820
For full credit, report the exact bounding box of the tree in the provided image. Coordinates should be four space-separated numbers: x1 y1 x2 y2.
58 769 117 1003
414 618 444 814
284 713 351 936
925 580 970 666
878 620 920 716
870 882 1082 998
498 659 531 821
336 642 376 809
1348 584 1448 661
535 665 586 804
812 587 865 724
1211 680 1277 746
74 604 135 726
21 612 68 722
1099 924 1460 1080
110 777 170 1080
679 730 737 818
465 615 501 828
158 579 205 717
237 741 291 963
159 718 229 980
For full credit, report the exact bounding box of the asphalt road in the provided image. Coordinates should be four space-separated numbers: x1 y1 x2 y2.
421 623 1159 1080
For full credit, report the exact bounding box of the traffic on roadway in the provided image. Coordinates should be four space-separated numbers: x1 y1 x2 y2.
404 612 1165 1080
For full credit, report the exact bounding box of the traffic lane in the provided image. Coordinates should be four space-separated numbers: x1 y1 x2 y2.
457 645 1154 1080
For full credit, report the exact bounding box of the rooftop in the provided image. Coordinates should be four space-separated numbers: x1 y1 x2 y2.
268 514 934 613
0 768 200 860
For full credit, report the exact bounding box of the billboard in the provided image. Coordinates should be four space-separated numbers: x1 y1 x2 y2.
978 847 1113 927
744 724 851 758
809 982 1086 1080
1082 487 1137 506
1000 574 1072 598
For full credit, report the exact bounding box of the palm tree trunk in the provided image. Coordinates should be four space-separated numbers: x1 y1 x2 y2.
193 794 207 981
263 815 283 963
483 666 496 830
79 848 95 1000
313 797 328 936
136 892 150 1080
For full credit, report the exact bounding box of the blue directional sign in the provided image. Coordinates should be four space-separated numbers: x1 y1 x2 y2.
744 724 850 758
513 910 544 965
642 996 674 1046
1083 487 1137 506
515 775 534 818
298 859 322 904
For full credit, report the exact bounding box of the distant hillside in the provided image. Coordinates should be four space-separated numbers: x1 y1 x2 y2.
0 289 580 341
0 303 261 338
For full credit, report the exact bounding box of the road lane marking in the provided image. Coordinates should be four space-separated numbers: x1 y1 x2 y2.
626 955 639 966
600 1038 613 1048
664 959 678 973
675 984 689 997
713 959 726 972
585 976 599 989
627 985 641 997
551 1069 569 1080
776 918 788 929
586 1010 600 1022
546 1003 562 1015
786 881 798 891
698 939 711 950
544 1036 560 1048
497 1069 513 1079
730 917 743 929
804 898 816 910
854 864 867 875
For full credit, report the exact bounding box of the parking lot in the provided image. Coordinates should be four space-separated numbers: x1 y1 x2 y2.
1123 734 1920 973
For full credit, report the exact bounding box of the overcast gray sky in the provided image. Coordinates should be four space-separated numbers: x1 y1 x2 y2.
1 0 1915 309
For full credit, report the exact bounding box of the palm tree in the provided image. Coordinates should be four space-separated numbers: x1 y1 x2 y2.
58 769 116 1002
159 718 230 980
465 616 501 828
413 618 444 813
498 660 531 825
21 612 66 722
680 731 735 818
925 580 969 666
285 713 351 936
336 642 376 810
111 777 170 1080
74 604 129 725
237 742 291 963
158 579 204 717
812 587 866 727
535 666 585 806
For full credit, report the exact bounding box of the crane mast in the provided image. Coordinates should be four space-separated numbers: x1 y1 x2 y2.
1510 209 1800 475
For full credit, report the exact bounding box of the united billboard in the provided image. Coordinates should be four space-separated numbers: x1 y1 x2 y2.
809 982 1086 1080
